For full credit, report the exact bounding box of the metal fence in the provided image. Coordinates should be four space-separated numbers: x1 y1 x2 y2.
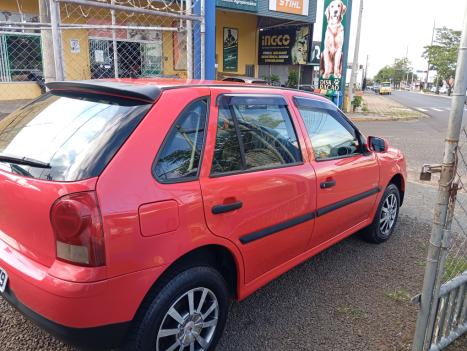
426 128 467 350
412 6 467 349
0 0 204 101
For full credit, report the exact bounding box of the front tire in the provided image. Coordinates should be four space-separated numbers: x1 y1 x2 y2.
126 266 229 351
361 184 400 243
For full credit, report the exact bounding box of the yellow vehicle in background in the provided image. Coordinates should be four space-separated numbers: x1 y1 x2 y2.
379 82 392 95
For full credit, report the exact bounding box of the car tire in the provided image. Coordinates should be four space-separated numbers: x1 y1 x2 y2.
361 183 400 244
126 266 229 351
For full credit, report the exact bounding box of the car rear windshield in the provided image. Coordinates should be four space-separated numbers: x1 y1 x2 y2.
0 93 151 181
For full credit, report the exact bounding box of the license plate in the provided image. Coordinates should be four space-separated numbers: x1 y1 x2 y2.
0 267 8 293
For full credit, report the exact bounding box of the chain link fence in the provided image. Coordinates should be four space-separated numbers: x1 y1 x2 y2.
427 127 467 350
0 0 204 101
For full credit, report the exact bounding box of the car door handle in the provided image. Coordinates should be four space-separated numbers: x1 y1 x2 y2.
212 201 243 214
320 180 336 189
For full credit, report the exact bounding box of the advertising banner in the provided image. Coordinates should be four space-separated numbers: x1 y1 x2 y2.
258 25 310 65
216 0 258 12
318 0 349 91
268 0 309 16
223 27 238 72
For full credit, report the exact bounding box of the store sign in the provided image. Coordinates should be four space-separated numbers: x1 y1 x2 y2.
310 41 321 65
258 25 310 65
216 0 258 12
223 27 238 71
269 0 309 16
318 0 349 92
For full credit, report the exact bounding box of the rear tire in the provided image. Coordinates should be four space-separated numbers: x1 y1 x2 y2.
126 266 229 351
361 184 400 243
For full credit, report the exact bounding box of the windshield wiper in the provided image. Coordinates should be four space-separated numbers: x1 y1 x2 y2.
0 154 51 169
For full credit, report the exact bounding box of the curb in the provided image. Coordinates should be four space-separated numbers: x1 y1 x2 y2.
349 115 423 122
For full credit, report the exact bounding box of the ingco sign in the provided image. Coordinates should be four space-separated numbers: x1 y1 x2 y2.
261 34 291 46
269 0 309 16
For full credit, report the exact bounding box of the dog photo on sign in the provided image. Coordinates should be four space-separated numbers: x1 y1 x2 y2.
320 0 347 79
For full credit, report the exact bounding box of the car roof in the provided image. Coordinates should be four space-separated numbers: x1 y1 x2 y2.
46 78 331 105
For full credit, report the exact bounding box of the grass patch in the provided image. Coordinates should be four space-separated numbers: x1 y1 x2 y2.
337 304 364 319
385 288 411 303
362 102 369 113
444 256 467 281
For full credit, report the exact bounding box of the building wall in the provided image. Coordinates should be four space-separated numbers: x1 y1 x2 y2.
216 10 258 77
1 0 38 13
0 83 41 100
258 0 317 23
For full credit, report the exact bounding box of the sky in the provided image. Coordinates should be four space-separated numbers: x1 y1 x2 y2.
312 0 466 78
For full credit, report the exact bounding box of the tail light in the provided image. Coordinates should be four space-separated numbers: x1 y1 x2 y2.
50 191 106 267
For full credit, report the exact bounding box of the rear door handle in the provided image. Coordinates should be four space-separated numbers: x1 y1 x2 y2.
212 201 243 214
320 180 336 189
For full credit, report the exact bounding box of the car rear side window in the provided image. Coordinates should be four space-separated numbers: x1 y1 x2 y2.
153 98 208 183
0 93 151 181
211 95 302 175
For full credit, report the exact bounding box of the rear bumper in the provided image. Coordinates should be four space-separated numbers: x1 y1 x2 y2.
1 287 129 350
0 237 166 349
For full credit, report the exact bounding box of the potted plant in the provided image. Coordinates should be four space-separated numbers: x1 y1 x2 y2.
351 95 363 112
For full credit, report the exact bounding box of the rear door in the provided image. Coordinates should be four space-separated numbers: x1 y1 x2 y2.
200 90 317 283
292 97 380 247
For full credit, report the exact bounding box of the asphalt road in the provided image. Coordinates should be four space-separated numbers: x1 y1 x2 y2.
1 92 467 350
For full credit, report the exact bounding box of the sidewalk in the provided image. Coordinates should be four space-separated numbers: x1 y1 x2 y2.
0 100 31 120
348 93 427 122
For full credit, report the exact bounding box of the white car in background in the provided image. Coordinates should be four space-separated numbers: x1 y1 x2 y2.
439 86 448 94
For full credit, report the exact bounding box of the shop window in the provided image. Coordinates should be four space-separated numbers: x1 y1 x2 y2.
0 34 43 82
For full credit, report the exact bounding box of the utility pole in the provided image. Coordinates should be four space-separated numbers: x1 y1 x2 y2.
49 0 64 81
412 4 467 351
39 0 56 83
405 45 409 90
347 0 363 112
362 54 368 90
425 20 435 90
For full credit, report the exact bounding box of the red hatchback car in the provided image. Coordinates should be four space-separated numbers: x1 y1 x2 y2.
0 80 406 351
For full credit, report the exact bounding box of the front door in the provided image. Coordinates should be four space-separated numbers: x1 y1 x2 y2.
292 97 380 248
200 91 317 283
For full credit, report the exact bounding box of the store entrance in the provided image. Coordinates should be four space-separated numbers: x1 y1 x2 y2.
89 39 145 79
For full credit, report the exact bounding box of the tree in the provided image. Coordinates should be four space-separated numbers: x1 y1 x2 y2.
374 58 412 88
422 27 461 95
374 65 394 83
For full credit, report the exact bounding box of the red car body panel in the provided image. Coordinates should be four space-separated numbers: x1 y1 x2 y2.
0 80 406 346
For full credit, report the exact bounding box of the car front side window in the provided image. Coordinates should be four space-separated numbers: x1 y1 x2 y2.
294 99 360 161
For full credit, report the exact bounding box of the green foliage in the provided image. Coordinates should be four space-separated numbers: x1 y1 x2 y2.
385 288 412 303
287 70 298 88
351 96 363 111
374 58 413 87
263 74 280 85
444 256 467 280
422 27 461 90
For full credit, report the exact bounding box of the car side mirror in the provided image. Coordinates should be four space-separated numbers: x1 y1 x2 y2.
368 136 388 152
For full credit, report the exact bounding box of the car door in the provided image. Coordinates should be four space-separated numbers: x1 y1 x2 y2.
199 90 317 284
292 97 380 248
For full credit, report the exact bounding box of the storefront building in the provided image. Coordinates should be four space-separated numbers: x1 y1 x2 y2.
0 0 195 101
216 0 317 86
0 1 317 101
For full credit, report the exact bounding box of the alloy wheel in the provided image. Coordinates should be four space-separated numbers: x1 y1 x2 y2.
379 193 398 236
156 287 219 351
